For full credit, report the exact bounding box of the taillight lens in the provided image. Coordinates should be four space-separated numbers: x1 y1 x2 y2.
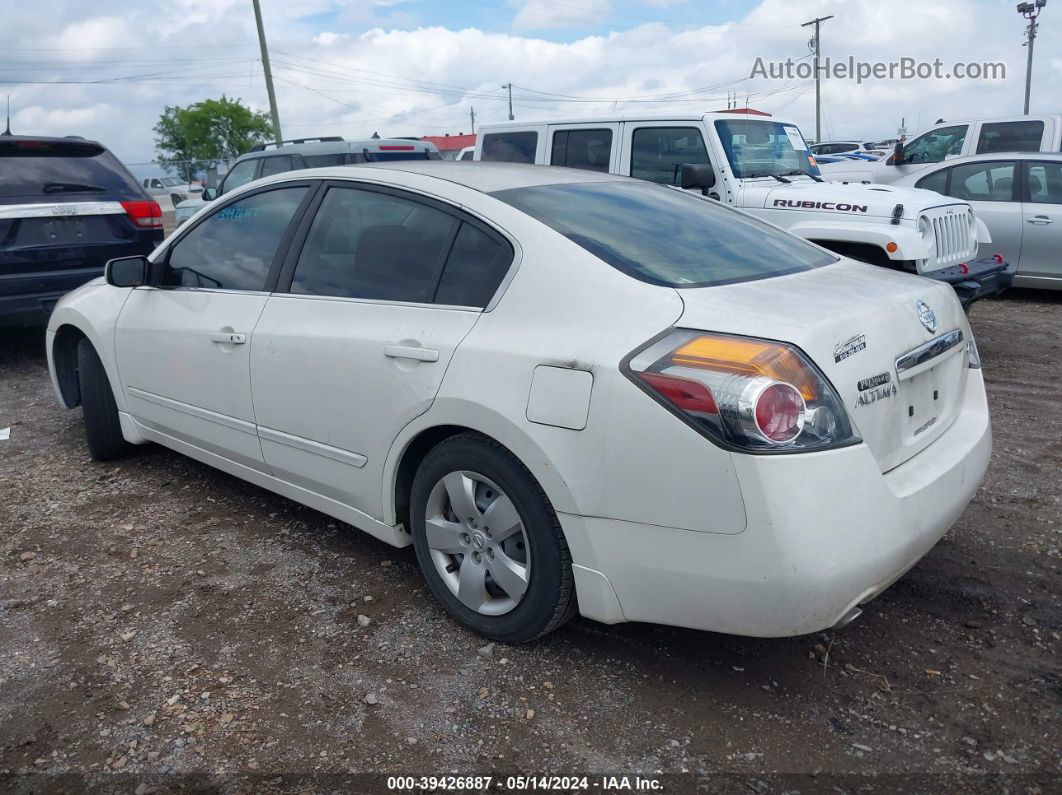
121 200 163 229
625 330 859 452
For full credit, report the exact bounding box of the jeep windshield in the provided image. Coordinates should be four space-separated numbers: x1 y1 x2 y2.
714 120 821 180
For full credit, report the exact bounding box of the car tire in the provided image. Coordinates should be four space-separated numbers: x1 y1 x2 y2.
410 433 577 643
77 338 134 461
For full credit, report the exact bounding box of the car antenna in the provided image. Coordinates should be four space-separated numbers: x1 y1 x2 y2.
2 95 11 136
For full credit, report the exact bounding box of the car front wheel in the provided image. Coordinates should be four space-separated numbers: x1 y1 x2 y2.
76 338 134 461
410 434 577 643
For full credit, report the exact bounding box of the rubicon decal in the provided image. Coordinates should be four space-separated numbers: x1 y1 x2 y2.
773 199 869 213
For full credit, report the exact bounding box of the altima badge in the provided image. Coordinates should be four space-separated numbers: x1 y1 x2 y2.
916 300 937 334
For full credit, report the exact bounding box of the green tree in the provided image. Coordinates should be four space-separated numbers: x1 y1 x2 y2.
153 95 275 180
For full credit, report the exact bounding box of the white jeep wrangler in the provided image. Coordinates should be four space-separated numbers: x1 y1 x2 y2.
476 112 1012 307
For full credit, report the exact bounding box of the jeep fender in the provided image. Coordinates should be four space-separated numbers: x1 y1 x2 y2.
785 220 930 262
973 217 992 245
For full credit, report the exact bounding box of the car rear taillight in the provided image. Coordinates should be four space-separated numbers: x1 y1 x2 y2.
121 200 163 229
625 330 860 452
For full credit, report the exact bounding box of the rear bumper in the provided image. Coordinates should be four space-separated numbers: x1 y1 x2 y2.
562 369 992 637
0 268 104 325
925 256 1013 308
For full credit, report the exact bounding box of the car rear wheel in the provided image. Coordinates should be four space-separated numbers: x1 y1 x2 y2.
410 434 577 643
77 338 134 461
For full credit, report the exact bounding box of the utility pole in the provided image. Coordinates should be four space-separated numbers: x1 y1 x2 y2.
252 0 283 145
470 106 476 135
501 83 514 121
1018 0 1047 115
801 14 833 143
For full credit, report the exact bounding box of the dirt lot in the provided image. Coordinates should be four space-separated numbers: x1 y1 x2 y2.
0 290 1059 794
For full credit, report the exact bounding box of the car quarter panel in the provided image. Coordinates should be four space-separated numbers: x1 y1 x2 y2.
383 188 748 536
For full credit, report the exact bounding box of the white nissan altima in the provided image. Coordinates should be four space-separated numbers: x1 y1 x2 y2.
46 161 992 643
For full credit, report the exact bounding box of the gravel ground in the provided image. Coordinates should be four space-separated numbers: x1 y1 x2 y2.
0 290 1059 794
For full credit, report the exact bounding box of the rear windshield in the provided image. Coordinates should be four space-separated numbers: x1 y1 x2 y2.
492 181 835 288
0 139 143 200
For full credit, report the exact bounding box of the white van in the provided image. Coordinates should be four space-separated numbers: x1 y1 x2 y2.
819 115 1062 184
475 112 1011 307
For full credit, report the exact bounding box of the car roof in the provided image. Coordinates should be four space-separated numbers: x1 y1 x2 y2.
346 160 631 192
478 111 788 128
919 152 1062 164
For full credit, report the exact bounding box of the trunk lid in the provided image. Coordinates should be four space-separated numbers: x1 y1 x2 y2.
674 260 972 471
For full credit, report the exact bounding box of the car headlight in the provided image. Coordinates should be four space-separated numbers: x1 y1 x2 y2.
917 215 931 238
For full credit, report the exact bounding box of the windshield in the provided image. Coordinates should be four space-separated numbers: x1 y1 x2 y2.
714 120 821 179
161 177 184 187
492 181 835 289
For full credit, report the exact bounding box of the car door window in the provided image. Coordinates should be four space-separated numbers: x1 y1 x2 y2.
161 187 308 290
976 121 1044 154
630 127 711 185
1025 161 1062 204
259 155 294 177
945 162 1016 202
290 186 457 303
434 222 514 307
551 129 612 172
220 159 258 195
915 168 948 194
903 125 967 164
481 132 538 163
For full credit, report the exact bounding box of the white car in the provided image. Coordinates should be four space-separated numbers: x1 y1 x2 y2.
890 152 1062 290
45 162 992 643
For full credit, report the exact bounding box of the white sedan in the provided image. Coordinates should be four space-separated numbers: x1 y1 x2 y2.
45 162 992 643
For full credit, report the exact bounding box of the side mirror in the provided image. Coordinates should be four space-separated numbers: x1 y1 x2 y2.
105 255 148 288
886 141 904 166
202 186 218 201
680 163 716 194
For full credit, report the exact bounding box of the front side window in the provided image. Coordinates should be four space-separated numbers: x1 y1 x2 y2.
945 162 1016 202
259 155 294 178
492 181 835 289
480 132 538 164
714 120 819 179
630 127 711 185
976 121 1044 154
162 187 308 290
902 125 967 164
290 187 457 303
1025 161 1062 205
551 129 613 173
219 159 258 196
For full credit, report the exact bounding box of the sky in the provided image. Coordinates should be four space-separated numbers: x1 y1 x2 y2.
1 0 1059 177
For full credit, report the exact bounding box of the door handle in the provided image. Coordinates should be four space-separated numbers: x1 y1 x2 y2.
211 332 246 344
1026 215 1053 224
384 345 439 362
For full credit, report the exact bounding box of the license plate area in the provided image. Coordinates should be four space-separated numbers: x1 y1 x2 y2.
15 215 110 246
899 353 963 446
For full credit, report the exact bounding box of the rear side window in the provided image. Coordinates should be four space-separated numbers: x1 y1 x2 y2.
1025 161 1062 205
481 132 538 164
303 153 348 168
915 168 948 194
162 187 308 290
259 155 294 177
631 127 711 185
492 181 834 288
945 162 1016 202
435 223 513 307
290 186 457 303
976 121 1044 154
551 129 612 173
0 139 142 199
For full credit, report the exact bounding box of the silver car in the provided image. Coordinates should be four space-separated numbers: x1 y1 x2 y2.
893 152 1062 289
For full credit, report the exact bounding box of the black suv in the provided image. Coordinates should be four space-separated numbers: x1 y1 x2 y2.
1 136 164 326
